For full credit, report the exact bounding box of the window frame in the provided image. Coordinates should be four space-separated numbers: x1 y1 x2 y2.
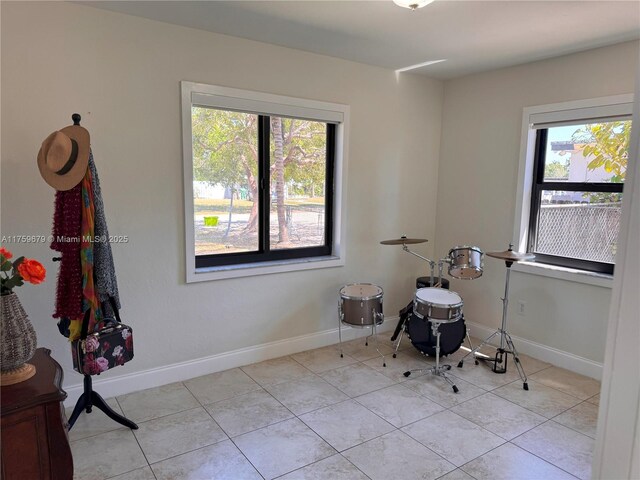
513 94 633 285
181 82 349 283
527 128 625 275
193 115 335 269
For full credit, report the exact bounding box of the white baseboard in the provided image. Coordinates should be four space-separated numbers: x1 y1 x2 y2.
63 317 602 407
63 317 398 407
466 320 603 380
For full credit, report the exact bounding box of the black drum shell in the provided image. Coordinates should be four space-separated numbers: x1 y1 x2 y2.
407 313 466 357
416 276 450 290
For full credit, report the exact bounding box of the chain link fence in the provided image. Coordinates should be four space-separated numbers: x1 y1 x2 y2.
536 203 621 263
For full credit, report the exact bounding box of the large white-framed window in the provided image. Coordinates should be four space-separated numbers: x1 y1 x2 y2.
514 94 633 285
181 81 349 283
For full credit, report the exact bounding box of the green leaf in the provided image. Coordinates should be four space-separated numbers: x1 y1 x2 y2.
1 260 12 271
605 160 613 173
11 256 24 271
587 158 600 170
578 120 631 181
3 276 22 290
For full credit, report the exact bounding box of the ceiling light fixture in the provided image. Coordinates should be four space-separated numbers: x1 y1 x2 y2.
393 0 435 10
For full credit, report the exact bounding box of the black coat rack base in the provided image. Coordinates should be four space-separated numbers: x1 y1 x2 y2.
67 374 138 430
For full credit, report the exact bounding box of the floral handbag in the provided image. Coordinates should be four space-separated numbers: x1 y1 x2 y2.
71 298 134 376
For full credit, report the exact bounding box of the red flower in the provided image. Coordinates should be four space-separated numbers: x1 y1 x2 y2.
1 251 46 296
115 355 125 366
102 341 111 351
17 259 46 284
125 335 133 352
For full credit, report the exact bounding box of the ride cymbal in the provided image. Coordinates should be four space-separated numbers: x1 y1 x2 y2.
486 249 535 262
380 236 429 245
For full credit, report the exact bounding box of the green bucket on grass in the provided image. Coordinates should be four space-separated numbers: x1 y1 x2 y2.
204 216 219 226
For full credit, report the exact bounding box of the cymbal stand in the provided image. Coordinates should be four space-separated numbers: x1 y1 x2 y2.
457 258 528 390
437 259 446 287
402 244 436 286
403 320 459 393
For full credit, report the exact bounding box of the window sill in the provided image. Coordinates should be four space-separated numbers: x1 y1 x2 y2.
187 255 344 283
511 261 613 288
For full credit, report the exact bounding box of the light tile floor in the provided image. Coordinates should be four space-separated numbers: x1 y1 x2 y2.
68 336 599 480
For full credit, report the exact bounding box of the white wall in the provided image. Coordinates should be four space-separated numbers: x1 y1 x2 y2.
3 1 635 397
0 2 443 394
436 41 639 368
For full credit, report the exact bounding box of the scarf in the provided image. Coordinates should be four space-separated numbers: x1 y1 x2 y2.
68 165 103 340
51 183 83 320
89 154 121 314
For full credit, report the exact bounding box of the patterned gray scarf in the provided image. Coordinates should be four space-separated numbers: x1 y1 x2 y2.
89 153 121 315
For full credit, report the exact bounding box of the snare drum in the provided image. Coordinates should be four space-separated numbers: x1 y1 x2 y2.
413 288 463 323
447 245 484 280
339 283 383 327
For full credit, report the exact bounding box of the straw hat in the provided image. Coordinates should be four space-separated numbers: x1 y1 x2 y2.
37 124 90 191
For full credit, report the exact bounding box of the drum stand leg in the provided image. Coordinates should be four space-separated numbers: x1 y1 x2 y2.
355 323 387 367
503 330 528 389
393 325 405 358
371 319 386 367
391 302 412 358
465 327 475 352
456 262 529 390
403 322 459 394
337 306 386 368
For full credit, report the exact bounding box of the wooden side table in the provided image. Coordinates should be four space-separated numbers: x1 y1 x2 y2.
1 348 73 480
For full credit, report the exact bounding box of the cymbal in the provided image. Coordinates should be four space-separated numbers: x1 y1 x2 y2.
380 236 428 245
487 249 535 261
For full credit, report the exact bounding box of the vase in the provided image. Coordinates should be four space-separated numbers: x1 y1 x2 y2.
1 292 37 385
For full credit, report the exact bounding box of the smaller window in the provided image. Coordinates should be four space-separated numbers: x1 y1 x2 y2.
527 118 631 274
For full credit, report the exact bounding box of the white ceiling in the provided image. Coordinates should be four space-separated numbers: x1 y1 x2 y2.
81 1 640 79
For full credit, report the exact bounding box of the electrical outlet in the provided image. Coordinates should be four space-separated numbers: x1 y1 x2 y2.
517 301 526 315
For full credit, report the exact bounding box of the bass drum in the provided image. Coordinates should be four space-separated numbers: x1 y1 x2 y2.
406 312 466 357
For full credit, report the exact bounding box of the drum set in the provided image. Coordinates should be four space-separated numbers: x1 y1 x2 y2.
338 236 485 393
386 238 483 362
337 236 534 394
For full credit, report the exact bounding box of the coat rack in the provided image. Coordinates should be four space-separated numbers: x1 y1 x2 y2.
56 113 137 432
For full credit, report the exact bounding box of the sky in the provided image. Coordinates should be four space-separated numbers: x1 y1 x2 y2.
546 124 581 166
